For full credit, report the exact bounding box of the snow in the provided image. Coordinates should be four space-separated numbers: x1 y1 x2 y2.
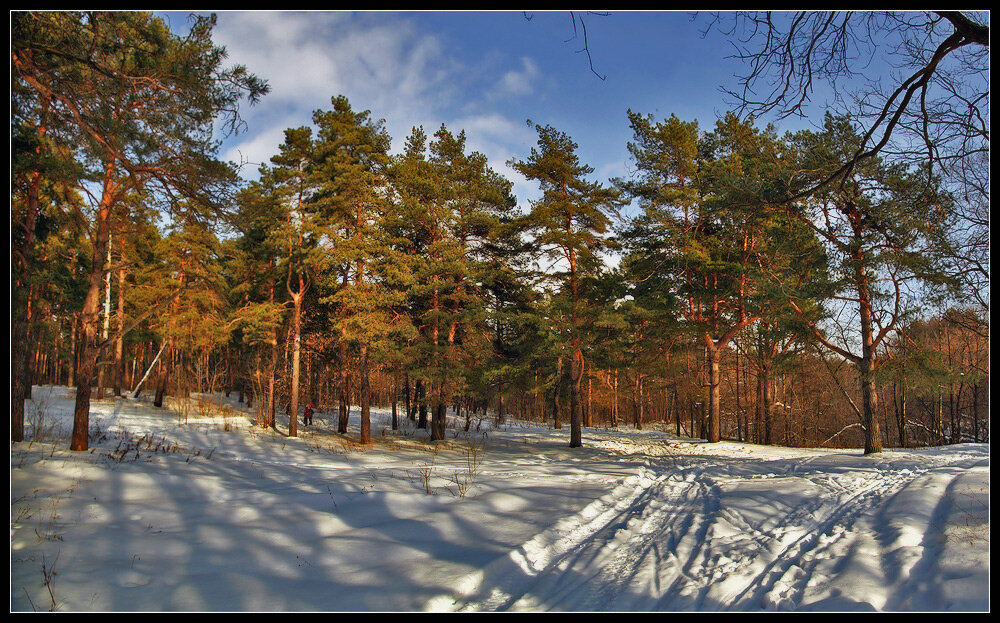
10 385 990 612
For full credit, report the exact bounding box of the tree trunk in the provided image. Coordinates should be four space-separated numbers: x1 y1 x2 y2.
894 379 908 448
405 373 414 422
113 266 126 396
24 290 36 401
288 289 303 438
153 357 168 407
11 215 36 441
569 346 583 447
735 351 743 442
359 343 371 443
268 333 278 429
417 380 428 429
632 374 644 430
11 109 48 443
706 345 722 443
432 401 447 441
267 261 278 428
72 167 118 451
611 368 619 427
552 358 563 430
498 381 506 426
859 357 882 454
688 394 695 438
971 382 980 442
96 237 113 400
338 336 350 434
68 312 78 389
761 363 774 445
855 243 883 454
949 384 962 444
391 370 399 431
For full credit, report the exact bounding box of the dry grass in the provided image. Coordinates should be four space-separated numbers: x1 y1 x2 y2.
26 396 62 443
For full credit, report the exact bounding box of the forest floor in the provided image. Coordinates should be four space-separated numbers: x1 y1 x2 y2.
10 385 989 612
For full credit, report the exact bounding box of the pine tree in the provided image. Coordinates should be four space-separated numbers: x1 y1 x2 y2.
735 211 830 445
155 211 231 402
427 125 520 438
511 123 620 448
12 11 267 450
385 128 438 430
788 114 956 454
229 173 288 428
269 127 318 438
619 111 824 443
389 126 463 440
311 96 394 444
435 129 530 425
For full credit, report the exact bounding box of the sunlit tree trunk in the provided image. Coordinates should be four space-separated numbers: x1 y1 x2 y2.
287 277 305 438
72 164 119 451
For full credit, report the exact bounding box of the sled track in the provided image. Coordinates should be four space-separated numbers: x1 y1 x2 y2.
426 457 936 612
719 465 930 610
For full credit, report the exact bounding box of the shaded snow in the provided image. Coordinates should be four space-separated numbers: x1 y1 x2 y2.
10 385 990 612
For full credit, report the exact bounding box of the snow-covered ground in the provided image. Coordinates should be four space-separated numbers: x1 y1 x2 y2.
10 385 990 612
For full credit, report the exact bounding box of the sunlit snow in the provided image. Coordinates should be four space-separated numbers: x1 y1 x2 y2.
11 386 989 612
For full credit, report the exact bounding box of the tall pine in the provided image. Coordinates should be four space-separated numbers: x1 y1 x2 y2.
311 96 393 444
511 123 620 448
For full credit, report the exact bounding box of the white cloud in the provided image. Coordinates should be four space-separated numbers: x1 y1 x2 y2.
494 57 540 98
450 112 535 151
448 112 541 207
206 11 548 208
211 11 463 165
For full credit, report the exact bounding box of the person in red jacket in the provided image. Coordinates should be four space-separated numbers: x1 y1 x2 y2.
303 403 313 426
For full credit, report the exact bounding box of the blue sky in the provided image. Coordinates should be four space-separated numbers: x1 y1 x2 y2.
162 11 810 210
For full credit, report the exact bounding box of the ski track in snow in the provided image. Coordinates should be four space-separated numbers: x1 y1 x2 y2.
429 448 981 612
